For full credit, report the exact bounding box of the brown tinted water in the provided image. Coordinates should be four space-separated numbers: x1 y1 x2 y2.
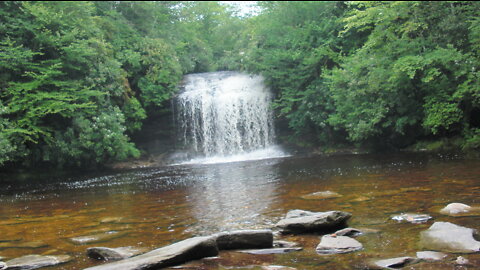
0 152 479 269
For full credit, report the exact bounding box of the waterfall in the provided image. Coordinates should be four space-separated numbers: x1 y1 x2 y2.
174 71 287 164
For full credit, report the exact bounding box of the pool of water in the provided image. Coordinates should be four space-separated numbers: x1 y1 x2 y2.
0 152 479 269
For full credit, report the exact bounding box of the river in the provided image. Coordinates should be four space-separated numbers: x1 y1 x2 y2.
1 152 479 269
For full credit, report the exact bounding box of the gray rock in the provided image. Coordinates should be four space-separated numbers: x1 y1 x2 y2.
369 257 419 269
5 254 71 270
333 228 363 237
276 210 351 234
238 247 302 254
455 256 470 265
69 231 129 245
419 222 480 253
215 229 273 250
285 209 318 219
87 246 148 261
416 251 448 261
84 236 218 270
391 213 432 224
316 235 362 254
440 203 471 215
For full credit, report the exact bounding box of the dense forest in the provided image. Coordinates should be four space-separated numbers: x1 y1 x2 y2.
1 1 479 169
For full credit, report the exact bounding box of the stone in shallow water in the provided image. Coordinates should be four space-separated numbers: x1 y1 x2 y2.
300 191 342 200
69 231 129 245
316 235 362 254
273 240 300 248
419 222 480 253
87 246 148 261
84 236 218 270
276 210 351 234
0 241 48 249
439 203 472 216
391 213 432 224
369 257 419 269
214 230 273 250
5 254 71 270
333 228 363 237
261 266 297 270
238 247 303 255
416 251 448 261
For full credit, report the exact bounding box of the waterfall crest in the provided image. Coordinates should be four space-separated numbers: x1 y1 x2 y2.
174 71 287 164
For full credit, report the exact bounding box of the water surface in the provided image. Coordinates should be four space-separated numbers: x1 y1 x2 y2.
0 152 479 269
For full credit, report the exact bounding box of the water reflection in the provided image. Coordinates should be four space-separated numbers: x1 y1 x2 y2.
184 159 281 234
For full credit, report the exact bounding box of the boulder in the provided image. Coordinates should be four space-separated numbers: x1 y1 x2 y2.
440 203 471 215
419 222 480 253
316 235 362 254
275 210 351 234
391 213 432 224
214 230 273 250
87 246 148 261
4 254 71 270
368 257 419 269
84 236 218 270
416 251 447 261
300 191 342 200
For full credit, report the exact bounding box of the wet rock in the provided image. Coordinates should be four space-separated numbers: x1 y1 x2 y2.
215 230 273 250
261 266 297 270
5 254 71 270
316 235 362 254
285 209 317 219
369 257 419 269
238 247 302 254
0 241 48 249
440 203 471 215
391 213 432 224
300 191 342 200
84 236 218 270
416 251 448 261
276 210 351 234
273 240 300 248
87 246 148 261
69 231 129 245
0 262 5 270
419 222 480 253
455 256 470 265
333 228 363 237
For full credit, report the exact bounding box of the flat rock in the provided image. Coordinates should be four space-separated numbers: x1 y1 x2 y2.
419 222 480 253
84 236 218 270
276 210 351 234
416 251 448 261
0 241 48 249
215 230 273 250
87 246 148 261
300 191 342 200
69 231 129 245
5 254 71 270
391 213 432 224
316 235 362 254
439 203 473 216
369 257 419 269
238 247 302 255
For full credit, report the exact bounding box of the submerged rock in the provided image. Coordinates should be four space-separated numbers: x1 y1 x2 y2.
440 203 472 215
238 247 302 254
276 210 351 234
300 191 342 200
214 229 273 250
391 213 432 224
419 222 480 253
5 254 71 270
0 241 48 249
84 236 218 270
87 246 148 261
316 235 362 254
69 231 129 245
416 251 448 261
369 257 419 269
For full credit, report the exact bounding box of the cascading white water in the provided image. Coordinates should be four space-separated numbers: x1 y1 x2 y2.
174 71 287 164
